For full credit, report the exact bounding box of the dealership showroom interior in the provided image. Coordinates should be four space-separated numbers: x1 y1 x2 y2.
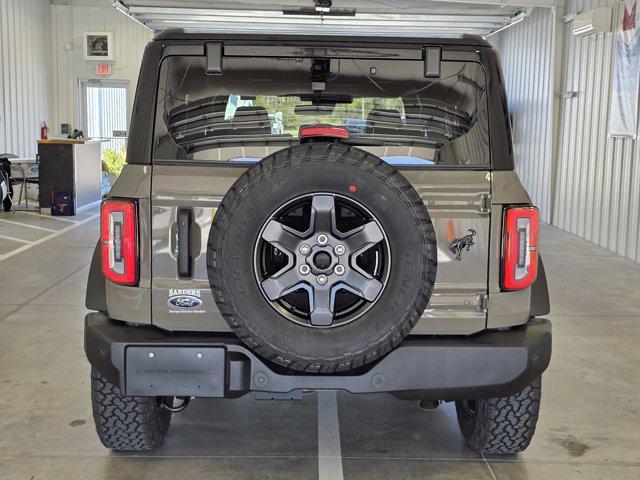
2 0 640 479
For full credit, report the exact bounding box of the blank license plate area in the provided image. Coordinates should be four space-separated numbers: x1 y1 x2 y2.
125 346 225 397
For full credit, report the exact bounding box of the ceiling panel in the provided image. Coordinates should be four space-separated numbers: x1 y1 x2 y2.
115 0 551 38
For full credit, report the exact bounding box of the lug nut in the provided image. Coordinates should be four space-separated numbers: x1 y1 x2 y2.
317 274 328 285
317 234 328 246
299 264 311 275
334 244 345 255
334 265 345 275
299 244 311 255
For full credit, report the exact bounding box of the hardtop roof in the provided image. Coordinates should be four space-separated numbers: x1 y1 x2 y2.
152 28 492 48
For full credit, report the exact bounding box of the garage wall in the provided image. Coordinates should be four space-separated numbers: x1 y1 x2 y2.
496 0 640 263
50 4 154 137
553 0 640 262
0 0 52 158
491 8 556 223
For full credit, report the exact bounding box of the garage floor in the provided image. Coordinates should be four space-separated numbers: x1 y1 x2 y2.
1 209 639 480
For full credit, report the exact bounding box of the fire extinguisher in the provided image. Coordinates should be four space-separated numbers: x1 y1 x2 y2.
40 121 49 140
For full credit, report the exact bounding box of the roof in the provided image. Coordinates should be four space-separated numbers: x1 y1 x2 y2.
152 29 493 48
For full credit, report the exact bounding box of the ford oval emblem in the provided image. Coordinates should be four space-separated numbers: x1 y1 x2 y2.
168 295 202 309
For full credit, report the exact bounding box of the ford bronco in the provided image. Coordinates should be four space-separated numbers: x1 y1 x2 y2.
85 30 551 453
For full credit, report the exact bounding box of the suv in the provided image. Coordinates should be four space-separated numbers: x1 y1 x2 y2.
85 30 551 454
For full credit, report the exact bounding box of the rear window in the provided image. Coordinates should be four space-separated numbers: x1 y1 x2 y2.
153 53 489 167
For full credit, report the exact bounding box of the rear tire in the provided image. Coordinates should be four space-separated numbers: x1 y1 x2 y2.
90 368 172 451
455 377 541 454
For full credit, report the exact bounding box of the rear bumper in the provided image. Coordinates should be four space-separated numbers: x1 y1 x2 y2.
85 312 551 400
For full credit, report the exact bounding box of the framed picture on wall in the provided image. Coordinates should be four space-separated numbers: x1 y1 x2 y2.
84 32 114 62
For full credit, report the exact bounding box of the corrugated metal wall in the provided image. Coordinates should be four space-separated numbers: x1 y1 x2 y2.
496 1 640 263
553 0 640 262
50 5 154 137
492 8 556 223
0 0 52 158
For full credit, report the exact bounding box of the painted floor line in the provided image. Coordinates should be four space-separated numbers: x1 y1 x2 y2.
0 214 99 262
317 390 344 480
481 451 497 480
0 233 32 244
0 218 57 232
23 260 92 307
20 211 83 223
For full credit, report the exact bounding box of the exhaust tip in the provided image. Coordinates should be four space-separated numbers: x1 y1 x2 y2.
419 399 440 411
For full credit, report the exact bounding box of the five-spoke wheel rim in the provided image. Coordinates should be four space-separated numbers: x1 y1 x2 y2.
254 193 391 328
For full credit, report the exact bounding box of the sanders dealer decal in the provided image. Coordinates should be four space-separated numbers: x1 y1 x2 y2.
168 289 205 313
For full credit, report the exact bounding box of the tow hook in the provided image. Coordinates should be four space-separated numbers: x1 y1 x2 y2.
162 396 192 413
419 400 440 411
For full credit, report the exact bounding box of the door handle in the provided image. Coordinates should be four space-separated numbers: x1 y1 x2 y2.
177 208 192 278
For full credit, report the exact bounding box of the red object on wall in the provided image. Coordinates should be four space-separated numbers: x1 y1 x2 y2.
96 64 111 75
40 122 49 140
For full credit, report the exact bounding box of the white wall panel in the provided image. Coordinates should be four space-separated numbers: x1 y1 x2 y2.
50 5 154 137
553 0 640 262
492 8 556 223
0 0 52 158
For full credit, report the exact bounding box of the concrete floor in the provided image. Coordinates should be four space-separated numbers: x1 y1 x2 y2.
1 209 639 479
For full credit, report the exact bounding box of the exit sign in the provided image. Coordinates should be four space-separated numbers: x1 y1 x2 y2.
96 64 111 75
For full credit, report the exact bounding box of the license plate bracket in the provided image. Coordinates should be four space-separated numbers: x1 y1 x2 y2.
125 346 225 397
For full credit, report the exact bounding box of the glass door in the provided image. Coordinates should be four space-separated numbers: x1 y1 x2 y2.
79 79 129 192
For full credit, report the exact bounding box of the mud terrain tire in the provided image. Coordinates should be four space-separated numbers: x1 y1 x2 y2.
91 368 172 451
455 377 542 454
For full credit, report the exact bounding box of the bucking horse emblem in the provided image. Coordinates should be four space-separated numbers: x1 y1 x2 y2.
449 229 477 261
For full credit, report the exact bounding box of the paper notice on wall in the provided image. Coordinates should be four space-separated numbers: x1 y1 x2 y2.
610 0 640 138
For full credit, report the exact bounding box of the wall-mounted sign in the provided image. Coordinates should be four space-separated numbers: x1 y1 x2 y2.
112 130 127 138
609 1 640 138
84 32 114 62
96 64 111 75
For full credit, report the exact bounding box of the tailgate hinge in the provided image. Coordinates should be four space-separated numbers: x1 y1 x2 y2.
479 193 492 214
475 293 488 313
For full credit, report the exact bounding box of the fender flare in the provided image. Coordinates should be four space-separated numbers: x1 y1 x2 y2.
529 255 550 317
85 241 107 312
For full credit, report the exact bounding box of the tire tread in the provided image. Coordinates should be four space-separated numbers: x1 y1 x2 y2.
90 368 171 451
208 143 437 373
455 377 542 454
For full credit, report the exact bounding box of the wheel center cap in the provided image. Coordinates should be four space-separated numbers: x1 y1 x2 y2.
313 252 332 270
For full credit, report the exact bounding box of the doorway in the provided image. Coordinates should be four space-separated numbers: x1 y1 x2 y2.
79 79 129 153
79 79 129 192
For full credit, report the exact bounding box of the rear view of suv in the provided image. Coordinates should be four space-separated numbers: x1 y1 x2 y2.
86 30 551 454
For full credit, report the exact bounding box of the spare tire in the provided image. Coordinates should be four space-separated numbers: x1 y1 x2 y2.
207 143 437 373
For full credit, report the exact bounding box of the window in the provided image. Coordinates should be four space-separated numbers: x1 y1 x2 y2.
153 54 489 167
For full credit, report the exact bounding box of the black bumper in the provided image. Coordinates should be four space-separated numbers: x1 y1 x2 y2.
85 312 551 400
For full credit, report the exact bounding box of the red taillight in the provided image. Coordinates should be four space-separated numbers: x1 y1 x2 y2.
299 125 350 140
101 199 138 285
501 206 539 291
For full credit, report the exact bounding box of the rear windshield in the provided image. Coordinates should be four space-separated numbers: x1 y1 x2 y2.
153 54 489 167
